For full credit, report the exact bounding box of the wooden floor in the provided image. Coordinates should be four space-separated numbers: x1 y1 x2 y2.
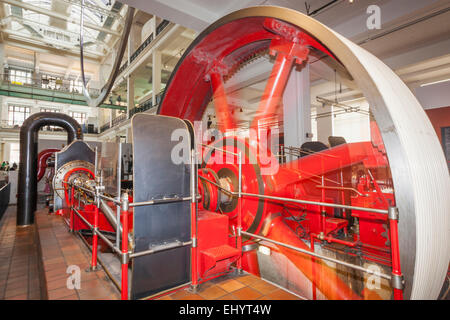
0 206 119 300
0 205 301 300
35 208 120 300
0 206 41 300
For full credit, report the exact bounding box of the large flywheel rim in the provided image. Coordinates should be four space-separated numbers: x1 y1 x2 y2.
158 6 450 299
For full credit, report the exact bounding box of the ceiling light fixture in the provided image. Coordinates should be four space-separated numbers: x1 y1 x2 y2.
420 78 450 87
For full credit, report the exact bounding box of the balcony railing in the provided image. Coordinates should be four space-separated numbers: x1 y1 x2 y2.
156 19 170 35
1 73 101 97
0 74 125 110
129 100 157 118
99 93 162 133
0 120 97 134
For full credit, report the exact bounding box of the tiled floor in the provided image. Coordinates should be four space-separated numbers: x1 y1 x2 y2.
157 273 301 300
35 208 119 300
1 205 301 300
0 206 41 300
0 206 119 300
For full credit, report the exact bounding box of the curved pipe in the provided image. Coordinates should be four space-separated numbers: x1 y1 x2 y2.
17 112 83 226
37 148 59 182
80 0 135 108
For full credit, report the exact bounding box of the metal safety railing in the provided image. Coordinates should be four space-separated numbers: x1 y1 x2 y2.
66 143 199 300
197 143 404 300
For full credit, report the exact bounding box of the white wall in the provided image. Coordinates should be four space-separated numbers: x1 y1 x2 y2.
311 99 371 145
414 81 450 110
332 100 371 143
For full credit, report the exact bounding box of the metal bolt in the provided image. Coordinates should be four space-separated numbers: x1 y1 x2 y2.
121 251 130 264
121 192 129 211
391 273 405 290
388 207 399 221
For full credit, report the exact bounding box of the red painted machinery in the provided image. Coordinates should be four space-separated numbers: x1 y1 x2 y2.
51 6 449 300
37 148 59 182
156 15 401 300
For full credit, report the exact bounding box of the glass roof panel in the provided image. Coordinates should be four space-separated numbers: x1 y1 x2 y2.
4 0 122 57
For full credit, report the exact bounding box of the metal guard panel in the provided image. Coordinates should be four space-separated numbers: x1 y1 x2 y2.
131 114 193 299
54 140 96 211
55 140 95 170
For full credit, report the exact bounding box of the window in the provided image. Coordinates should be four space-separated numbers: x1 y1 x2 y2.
8 105 30 126
9 68 32 85
40 108 59 113
70 112 87 124
9 143 20 165
40 108 60 131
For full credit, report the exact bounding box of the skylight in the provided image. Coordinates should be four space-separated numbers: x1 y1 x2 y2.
3 0 124 57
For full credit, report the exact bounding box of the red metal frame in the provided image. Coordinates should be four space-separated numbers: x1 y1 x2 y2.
389 214 403 300
69 186 75 232
237 184 243 271
37 148 59 182
91 204 99 270
210 72 235 132
251 38 309 128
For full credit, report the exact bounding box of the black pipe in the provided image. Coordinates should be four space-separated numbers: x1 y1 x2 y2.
17 112 83 226
306 0 340 16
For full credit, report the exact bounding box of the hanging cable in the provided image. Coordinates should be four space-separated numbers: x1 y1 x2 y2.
80 0 135 108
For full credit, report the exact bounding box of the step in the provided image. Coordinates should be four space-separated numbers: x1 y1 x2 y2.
200 244 240 277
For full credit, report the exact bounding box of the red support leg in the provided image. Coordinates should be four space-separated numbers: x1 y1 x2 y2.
237 195 242 272
236 152 243 272
69 186 74 232
91 204 99 270
321 175 326 235
339 170 348 236
190 201 198 288
310 235 317 300
388 207 404 300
